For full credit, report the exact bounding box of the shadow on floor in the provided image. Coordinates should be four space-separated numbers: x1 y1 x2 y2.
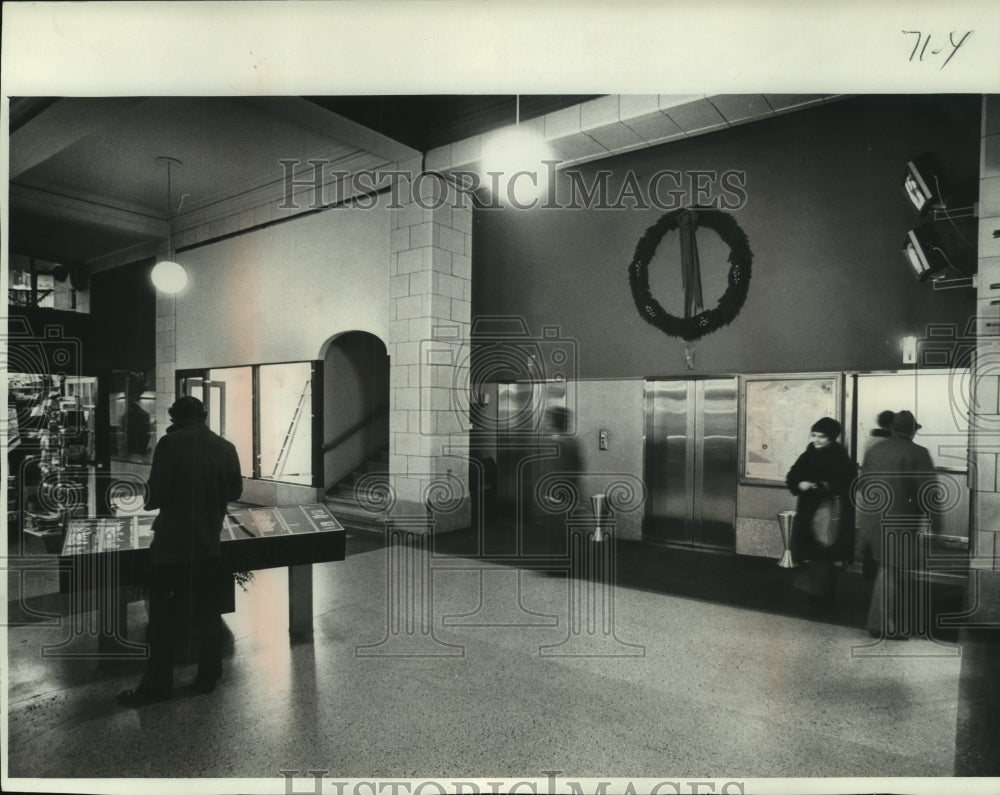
433 518 1000 776
430 520 967 641
953 570 1000 776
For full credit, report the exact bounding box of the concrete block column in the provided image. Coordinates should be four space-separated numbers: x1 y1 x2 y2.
154 294 177 442
972 95 1000 570
388 167 473 533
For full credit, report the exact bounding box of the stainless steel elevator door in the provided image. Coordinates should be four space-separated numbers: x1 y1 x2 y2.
495 381 567 516
644 378 738 550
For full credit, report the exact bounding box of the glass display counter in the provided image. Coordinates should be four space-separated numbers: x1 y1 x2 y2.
55 504 346 653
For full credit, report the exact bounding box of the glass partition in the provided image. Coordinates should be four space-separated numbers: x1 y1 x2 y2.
206 367 254 479
259 362 313 485
8 373 98 519
8 256 90 313
109 372 155 463
176 360 318 486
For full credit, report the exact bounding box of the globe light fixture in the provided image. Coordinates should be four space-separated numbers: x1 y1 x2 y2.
151 156 188 294
479 96 555 208
151 260 188 294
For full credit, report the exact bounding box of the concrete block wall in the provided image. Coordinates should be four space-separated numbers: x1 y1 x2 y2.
154 294 176 441
387 167 473 532
973 95 1000 570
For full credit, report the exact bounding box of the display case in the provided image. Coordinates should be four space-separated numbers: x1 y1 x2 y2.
56 503 347 645
59 503 346 584
9 373 96 549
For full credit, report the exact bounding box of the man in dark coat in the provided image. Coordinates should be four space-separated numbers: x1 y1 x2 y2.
856 410 938 639
524 406 583 555
123 400 151 455
118 396 243 705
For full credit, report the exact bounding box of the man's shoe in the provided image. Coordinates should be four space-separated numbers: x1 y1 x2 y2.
117 685 172 707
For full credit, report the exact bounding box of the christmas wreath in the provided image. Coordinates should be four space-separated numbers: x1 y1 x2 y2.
628 207 753 342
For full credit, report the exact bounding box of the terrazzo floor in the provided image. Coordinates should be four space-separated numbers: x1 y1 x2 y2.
2 534 980 791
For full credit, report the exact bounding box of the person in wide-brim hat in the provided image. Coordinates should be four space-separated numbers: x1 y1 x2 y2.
891 409 922 437
857 407 937 639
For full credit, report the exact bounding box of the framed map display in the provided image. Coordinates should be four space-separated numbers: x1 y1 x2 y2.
740 373 843 485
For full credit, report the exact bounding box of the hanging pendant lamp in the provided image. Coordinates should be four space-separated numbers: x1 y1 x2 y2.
479 95 555 207
150 156 188 294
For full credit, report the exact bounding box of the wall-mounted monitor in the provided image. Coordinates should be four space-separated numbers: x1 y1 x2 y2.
903 227 944 280
902 220 976 282
902 153 943 214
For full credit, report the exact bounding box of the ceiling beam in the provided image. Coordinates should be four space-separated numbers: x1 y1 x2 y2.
9 97 150 180
10 183 169 239
246 96 420 164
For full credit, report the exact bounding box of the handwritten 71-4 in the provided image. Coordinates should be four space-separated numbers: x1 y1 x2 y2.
902 30 973 69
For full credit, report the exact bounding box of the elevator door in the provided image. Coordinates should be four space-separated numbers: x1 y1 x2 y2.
644 378 737 550
495 380 566 518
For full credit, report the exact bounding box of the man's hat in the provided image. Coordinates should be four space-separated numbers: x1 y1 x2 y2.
891 410 922 435
168 395 207 421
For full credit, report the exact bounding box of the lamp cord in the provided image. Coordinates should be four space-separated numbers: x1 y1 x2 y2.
165 160 174 258
930 244 961 276
932 173 972 246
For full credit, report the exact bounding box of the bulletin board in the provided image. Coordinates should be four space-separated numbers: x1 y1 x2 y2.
854 369 970 472
740 373 843 485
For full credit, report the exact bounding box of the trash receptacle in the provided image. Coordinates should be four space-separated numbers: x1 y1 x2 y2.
591 493 608 542
777 510 796 568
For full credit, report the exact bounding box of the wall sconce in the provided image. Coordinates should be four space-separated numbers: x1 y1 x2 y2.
901 335 917 365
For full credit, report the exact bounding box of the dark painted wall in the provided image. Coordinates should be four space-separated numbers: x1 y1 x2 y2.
472 95 980 378
89 258 157 376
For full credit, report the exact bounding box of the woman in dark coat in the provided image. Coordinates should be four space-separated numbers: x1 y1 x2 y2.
785 417 857 599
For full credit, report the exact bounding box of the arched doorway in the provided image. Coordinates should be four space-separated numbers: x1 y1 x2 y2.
319 331 390 507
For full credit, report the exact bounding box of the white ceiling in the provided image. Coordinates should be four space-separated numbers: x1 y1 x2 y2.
8 94 837 270
9 96 418 266
21 99 356 212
